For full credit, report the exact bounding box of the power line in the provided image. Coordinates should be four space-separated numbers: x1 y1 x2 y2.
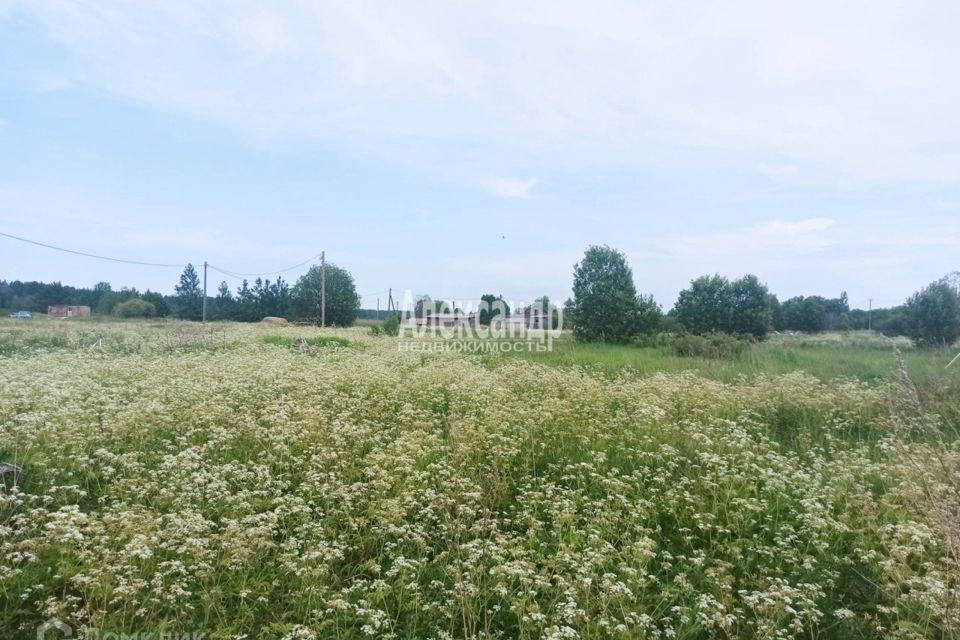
0 230 186 268
3 229 326 283
207 253 322 279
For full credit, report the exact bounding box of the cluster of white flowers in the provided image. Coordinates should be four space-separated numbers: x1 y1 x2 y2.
0 319 956 638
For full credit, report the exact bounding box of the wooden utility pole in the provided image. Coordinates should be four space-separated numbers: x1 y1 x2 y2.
320 251 326 327
868 298 872 331
202 260 208 323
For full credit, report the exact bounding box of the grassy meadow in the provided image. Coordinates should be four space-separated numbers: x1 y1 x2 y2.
1 318 960 639
500 331 931 381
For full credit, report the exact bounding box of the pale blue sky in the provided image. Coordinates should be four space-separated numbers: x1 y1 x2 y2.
1 1 958 310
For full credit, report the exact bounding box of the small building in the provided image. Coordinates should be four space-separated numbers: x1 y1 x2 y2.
411 312 477 328
491 315 527 331
48 304 91 318
490 307 552 330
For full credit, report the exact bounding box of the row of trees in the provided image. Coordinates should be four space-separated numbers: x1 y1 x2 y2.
1 262 363 326
567 245 960 346
0 280 170 316
5 252 956 344
170 263 361 325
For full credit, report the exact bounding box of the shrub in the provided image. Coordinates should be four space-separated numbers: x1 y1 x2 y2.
113 298 157 318
381 312 400 337
667 332 750 359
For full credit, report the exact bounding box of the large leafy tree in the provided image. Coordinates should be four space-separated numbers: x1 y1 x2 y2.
779 293 848 333
727 274 775 338
174 264 202 320
904 278 960 346
673 274 732 335
674 274 776 338
571 245 643 343
781 295 828 332
290 264 360 326
636 294 663 335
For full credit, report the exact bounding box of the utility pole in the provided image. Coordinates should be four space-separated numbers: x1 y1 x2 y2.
320 251 326 328
868 298 872 331
377 297 380 320
202 260 208 323
387 288 394 313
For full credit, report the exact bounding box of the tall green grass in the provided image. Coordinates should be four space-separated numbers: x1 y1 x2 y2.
497 334 956 383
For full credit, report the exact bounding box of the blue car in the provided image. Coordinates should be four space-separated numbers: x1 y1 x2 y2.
11 310 32 319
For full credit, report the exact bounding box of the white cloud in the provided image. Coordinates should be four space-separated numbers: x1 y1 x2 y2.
482 177 536 198
9 1 960 183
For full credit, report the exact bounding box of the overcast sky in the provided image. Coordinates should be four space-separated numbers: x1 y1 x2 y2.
1 1 958 309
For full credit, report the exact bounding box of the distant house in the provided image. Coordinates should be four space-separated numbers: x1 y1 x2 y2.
491 315 526 331
48 304 91 318
411 312 477 328
490 307 551 330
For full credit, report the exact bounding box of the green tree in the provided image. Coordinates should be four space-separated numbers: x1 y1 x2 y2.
175 264 202 320
141 290 170 317
213 281 234 319
519 296 562 330
728 274 775 338
673 275 732 335
234 280 259 322
562 298 576 331
904 278 960 346
479 294 510 325
572 245 642 343
780 294 849 333
413 296 452 318
290 264 360 326
636 294 662 334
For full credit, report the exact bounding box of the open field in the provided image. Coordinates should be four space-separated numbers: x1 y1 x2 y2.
2 319 960 638
501 331 951 382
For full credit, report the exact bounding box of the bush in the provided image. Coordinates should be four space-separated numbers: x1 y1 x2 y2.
113 298 157 318
667 332 750 359
381 312 400 337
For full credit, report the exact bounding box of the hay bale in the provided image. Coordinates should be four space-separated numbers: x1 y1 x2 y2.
261 316 289 326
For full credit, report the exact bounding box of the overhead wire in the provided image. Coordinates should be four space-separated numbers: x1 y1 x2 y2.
4 230 424 307
206 253 322 280
1 230 327 280
0 231 186 268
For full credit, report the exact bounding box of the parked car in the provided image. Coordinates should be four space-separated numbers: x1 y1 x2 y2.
10 310 32 319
